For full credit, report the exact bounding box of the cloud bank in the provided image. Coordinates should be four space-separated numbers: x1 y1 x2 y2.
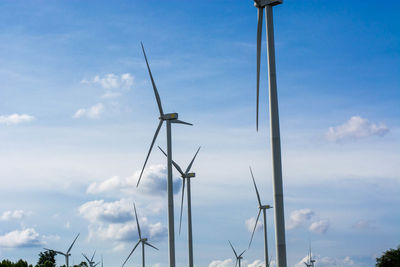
0 114 35 125
0 228 42 248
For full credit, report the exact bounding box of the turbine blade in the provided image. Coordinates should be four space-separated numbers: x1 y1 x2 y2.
82 254 90 263
235 259 238 267
228 240 238 258
144 241 159 250
185 146 201 175
133 203 141 240
179 178 186 235
67 233 80 253
171 119 193 126
137 120 163 187
158 146 185 176
93 263 99 267
239 250 246 257
248 209 262 248
249 166 262 206
122 240 140 267
91 250 96 261
141 42 164 116
256 7 264 131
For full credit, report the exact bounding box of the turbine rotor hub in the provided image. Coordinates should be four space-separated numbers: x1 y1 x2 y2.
185 172 196 178
142 238 148 242
260 204 272 210
254 0 282 8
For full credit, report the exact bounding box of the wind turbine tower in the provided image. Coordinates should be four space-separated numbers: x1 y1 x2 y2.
44 233 79 267
252 0 287 266
248 167 273 267
137 43 192 267
159 146 201 267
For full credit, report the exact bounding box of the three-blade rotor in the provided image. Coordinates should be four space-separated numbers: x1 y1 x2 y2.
137 43 192 187
158 146 201 234
229 240 246 267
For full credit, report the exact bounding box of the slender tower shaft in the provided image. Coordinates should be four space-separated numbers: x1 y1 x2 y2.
265 5 287 267
66 256 69 267
263 209 269 267
166 121 176 267
142 242 145 267
187 178 194 267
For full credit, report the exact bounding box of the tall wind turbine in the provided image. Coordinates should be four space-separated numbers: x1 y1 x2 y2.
252 1 287 266
248 167 272 267
158 146 201 267
137 43 192 267
228 241 246 267
44 233 79 267
82 250 99 267
122 203 158 267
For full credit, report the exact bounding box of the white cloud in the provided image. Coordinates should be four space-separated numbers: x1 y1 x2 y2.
73 103 104 119
0 210 31 221
352 219 375 230
78 199 133 224
0 228 42 248
82 73 134 90
309 219 330 234
287 209 314 230
208 258 233 267
325 116 389 142
87 165 181 196
245 216 263 233
0 114 35 125
294 254 356 267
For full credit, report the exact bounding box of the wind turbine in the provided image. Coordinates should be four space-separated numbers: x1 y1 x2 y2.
44 233 79 267
122 203 158 267
252 1 287 266
228 241 246 267
82 250 99 267
304 242 315 267
248 167 273 267
137 42 192 267
158 146 201 267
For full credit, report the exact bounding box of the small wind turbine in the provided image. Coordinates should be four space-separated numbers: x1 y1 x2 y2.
304 242 315 267
137 42 192 267
44 233 79 267
122 203 158 267
252 1 287 266
248 167 273 267
82 250 99 267
228 241 246 267
158 146 201 267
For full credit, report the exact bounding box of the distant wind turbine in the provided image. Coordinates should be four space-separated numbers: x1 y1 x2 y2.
252 1 287 266
248 167 272 267
137 42 192 267
304 242 315 267
82 250 99 267
228 240 246 267
158 146 201 267
44 233 79 267
122 203 158 267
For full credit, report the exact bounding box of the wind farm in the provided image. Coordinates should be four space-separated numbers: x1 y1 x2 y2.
0 1 398 267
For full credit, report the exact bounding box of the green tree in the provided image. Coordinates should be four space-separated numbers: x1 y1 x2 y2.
0 259 32 267
36 250 56 267
376 245 400 267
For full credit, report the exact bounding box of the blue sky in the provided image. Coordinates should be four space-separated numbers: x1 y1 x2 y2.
0 0 399 266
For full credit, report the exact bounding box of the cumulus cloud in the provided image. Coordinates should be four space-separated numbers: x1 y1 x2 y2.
245 216 263 233
208 259 233 267
294 254 355 267
78 199 133 224
0 210 31 221
0 114 35 125
0 228 42 248
73 103 104 119
325 116 389 142
352 219 375 230
82 73 134 90
87 165 181 196
287 209 314 230
309 219 330 234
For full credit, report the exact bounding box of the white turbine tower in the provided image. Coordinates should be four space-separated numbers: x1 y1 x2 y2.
122 203 158 267
252 1 287 266
137 43 192 267
44 233 79 267
229 241 246 267
158 146 201 267
82 250 99 267
248 167 273 267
